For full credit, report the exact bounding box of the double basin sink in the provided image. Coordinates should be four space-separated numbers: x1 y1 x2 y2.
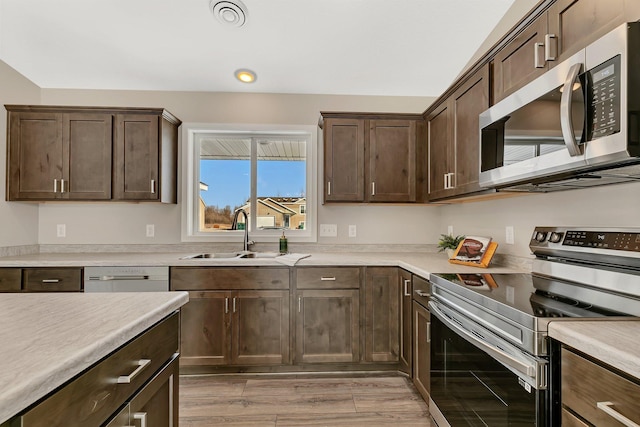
180 251 284 260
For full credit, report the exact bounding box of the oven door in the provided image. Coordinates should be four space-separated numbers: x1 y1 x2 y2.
429 300 548 427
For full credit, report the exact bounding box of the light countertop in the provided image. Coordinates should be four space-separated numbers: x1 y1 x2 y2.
0 251 526 278
549 320 640 379
0 292 188 424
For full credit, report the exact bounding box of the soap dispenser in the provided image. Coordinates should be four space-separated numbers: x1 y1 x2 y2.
279 231 288 254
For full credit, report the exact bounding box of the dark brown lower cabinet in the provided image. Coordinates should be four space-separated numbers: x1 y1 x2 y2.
364 267 400 362
413 300 430 400
295 289 360 363
0 268 21 292
179 290 290 367
399 269 412 374
106 356 179 427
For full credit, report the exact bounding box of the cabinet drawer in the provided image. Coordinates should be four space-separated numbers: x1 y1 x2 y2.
296 267 361 289
561 408 589 427
562 348 640 426
0 268 21 292
23 268 82 292
20 313 179 427
171 267 290 290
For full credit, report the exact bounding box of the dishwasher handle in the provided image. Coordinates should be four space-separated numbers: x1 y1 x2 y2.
88 275 151 281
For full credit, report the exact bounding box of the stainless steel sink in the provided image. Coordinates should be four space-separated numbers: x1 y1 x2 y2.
180 251 283 260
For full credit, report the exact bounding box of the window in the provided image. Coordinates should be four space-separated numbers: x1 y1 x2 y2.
182 124 317 242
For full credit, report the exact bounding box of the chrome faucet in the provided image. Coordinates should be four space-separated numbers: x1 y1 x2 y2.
231 208 254 252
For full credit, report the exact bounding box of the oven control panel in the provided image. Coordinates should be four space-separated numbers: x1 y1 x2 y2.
530 227 640 254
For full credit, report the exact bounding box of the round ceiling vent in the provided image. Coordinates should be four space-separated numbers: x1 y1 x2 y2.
210 0 248 27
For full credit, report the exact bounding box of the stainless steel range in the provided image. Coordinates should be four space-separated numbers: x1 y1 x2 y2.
428 226 640 427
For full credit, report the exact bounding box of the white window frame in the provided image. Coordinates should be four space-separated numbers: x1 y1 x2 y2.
180 123 317 243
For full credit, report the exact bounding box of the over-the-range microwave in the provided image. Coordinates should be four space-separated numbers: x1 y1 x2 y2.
479 22 640 192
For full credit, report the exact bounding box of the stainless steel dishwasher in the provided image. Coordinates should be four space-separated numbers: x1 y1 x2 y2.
84 266 169 292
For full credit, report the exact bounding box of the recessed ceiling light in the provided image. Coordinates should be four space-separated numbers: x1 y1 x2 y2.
235 69 257 83
210 0 248 28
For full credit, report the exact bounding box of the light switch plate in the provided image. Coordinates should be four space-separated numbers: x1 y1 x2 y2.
319 224 337 237
348 225 357 238
447 225 454 235
146 224 155 238
56 224 66 238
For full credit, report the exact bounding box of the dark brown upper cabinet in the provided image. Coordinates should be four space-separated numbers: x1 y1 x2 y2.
321 112 425 203
5 105 180 203
428 65 490 201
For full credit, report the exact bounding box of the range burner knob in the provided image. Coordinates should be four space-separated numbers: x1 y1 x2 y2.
534 231 548 242
549 232 563 243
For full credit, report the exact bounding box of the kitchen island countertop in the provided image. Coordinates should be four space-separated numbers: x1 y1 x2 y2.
0 291 188 424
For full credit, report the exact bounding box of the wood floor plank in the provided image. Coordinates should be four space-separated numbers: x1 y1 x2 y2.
180 375 247 398
180 415 276 426
180 393 357 417
276 411 434 426
243 376 410 396
353 392 429 413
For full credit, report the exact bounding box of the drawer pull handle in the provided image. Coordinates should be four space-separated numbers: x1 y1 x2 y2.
403 279 411 296
320 277 336 281
415 290 431 298
133 412 147 427
597 401 640 427
117 359 151 384
42 279 60 284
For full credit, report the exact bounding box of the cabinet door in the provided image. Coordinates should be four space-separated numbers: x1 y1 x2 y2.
296 289 360 363
364 267 399 362
180 291 231 366
368 120 416 202
492 14 548 103
399 270 412 375
412 301 430 401
114 114 159 200
232 290 290 365
427 101 454 200
0 268 21 292
63 113 112 200
128 357 179 427
324 118 365 202
547 0 626 66
8 112 63 200
451 65 490 196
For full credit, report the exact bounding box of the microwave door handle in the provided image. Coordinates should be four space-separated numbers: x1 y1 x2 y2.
560 62 584 157
428 300 537 381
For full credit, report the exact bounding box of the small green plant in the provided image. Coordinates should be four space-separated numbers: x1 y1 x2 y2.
437 234 465 252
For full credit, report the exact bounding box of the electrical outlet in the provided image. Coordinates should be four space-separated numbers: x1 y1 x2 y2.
56 224 66 238
146 224 155 238
506 226 515 244
319 224 337 237
447 225 454 235
348 225 357 238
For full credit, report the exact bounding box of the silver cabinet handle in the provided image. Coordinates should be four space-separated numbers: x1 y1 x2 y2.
427 321 431 343
117 359 151 384
327 181 331 196
560 62 584 157
232 297 237 313
448 172 455 189
42 279 60 283
225 297 229 314
53 179 58 193
443 173 448 189
298 296 302 313
60 179 65 193
415 290 431 298
403 279 411 297
150 179 156 194
133 412 147 427
534 42 545 68
545 34 557 61
320 277 336 281
597 402 640 427
371 181 376 196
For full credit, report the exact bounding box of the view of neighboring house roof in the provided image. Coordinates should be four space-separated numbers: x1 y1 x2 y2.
238 197 302 216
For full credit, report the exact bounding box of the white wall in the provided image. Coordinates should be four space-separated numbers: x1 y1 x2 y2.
440 182 640 258
38 89 440 245
0 60 40 247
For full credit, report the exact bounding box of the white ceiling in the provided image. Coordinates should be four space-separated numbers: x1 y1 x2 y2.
0 0 515 97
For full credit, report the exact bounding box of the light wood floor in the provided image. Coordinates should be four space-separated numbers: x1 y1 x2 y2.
179 374 433 426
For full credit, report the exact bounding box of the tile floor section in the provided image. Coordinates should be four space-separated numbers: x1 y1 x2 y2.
179 374 434 426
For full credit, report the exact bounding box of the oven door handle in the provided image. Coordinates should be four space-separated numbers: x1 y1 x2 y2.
429 300 537 380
